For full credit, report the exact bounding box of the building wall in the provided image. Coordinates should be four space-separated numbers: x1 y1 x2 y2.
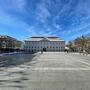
24 41 65 52
0 35 22 50
0 36 15 49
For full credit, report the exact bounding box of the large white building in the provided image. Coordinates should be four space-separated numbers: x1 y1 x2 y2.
24 37 65 52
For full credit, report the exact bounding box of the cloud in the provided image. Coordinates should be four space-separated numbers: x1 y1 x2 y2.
26 26 39 36
53 23 62 30
0 0 90 41
76 0 90 15
26 25 57 37
36 0 51 23
61 22 90 36
53 0 73 21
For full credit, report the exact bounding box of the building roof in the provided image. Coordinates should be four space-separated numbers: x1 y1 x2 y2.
0 35 16 40
25 36 64 42
0 35 21 42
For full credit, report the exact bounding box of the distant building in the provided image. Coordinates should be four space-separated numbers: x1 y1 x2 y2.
15 41 24 50
24 36 65 52
0 35 22 52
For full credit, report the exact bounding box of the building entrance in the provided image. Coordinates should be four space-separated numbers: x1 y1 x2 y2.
43 48 46 51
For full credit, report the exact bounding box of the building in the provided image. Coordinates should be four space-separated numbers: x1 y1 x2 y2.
24 36 65 52
15 41 24 50
0 35 22 52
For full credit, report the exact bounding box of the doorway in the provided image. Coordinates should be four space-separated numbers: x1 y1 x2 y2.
43 48 46 51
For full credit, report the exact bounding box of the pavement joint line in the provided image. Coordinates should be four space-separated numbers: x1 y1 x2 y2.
77 60 90 68
31 67 90 71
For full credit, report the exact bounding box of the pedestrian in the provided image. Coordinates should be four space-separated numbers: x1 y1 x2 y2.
67 50 69 53
41 50 43 54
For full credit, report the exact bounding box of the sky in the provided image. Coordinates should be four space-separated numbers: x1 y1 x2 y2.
0 0 90 42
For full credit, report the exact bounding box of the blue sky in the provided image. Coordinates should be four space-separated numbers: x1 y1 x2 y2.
0 0 90 42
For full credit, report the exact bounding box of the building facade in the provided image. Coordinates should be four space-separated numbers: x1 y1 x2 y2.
0 35 22 52
24 37 65 52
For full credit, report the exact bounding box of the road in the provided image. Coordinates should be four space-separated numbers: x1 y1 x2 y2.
0 52 90 90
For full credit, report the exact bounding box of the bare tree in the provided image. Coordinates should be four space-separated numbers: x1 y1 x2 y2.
74 35 88 53
67 35 90 54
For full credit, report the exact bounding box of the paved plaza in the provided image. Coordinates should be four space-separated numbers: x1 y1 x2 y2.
0 52 90 90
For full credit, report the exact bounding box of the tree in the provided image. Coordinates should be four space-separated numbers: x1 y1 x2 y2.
67 41 74 52
74 35 87 52
67 35 90 53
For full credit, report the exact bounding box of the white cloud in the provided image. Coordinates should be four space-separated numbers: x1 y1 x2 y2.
53 23 61 30
36 1 51 23
76 0 90 15
53 0 73 21
26 26 41 36
61 23 90 35
26 26 56 37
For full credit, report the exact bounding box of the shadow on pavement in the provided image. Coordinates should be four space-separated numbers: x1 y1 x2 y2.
0 53 36 68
